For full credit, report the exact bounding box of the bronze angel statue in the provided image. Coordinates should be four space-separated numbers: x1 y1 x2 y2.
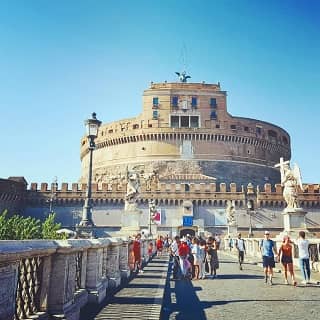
175 71 191 83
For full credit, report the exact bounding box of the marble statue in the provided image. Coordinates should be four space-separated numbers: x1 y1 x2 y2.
226 200 236 226
275 157 303 209
125 166 141 211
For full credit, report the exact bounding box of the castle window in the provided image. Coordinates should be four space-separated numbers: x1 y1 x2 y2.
268 130 277 138
172 96 178 108
190 116 199 128
244 126 249 132
210 98 217 107
133 124 139 129
191 97 197 108
216 124 220 128
153 97 159 107
181 116 189 128
108 129 113 133
171 116 179 128
230 124 236 130
282 136 288 145
256 126 262 135
153 110 159 119
210 111 217 119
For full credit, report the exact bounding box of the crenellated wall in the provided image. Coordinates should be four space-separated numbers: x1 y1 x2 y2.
26 181 320 209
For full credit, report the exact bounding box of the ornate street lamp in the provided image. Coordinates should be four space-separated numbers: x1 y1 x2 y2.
148 199 155 237
79 112 101 227
247 200 254 238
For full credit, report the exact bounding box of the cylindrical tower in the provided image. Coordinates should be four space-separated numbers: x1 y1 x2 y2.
80 81 291 187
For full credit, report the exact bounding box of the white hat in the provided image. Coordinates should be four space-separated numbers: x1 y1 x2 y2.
264 230 270 235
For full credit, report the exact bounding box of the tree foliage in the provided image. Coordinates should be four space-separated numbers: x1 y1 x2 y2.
0 210 66 240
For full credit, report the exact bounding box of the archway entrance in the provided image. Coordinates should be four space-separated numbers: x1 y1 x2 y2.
179 226 198 238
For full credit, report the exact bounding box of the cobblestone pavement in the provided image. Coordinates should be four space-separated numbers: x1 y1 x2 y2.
161 252 320 320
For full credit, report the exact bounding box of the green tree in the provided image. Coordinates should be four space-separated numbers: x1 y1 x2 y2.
42 213 65 240
0 210 65 240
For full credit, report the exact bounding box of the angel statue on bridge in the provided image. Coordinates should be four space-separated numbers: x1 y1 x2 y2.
125 165 143 212
226 200 236 226
275 157 303 209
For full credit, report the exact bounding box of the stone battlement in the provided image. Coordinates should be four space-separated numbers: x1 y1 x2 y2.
29 182 320 194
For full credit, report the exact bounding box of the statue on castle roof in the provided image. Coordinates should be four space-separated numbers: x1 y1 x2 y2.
175 71 191 83
275 157 303 209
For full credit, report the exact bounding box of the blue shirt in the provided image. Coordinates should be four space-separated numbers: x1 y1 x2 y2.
260 239 275 257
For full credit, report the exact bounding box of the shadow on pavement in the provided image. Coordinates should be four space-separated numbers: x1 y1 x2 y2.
161 264 213 320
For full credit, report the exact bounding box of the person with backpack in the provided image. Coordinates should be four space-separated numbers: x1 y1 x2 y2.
260 231 278 285
235 233 246 270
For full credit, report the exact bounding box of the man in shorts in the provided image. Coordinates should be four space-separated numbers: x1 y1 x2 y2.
235 233 246 270
260 231 278 285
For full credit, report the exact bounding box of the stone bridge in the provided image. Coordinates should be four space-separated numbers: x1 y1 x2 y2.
1 237 320 319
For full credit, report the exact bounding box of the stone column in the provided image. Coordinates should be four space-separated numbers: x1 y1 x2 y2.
47 240 89 320
106 238 122 288
119 238 130 280
0 263 19 319
85 239 110 304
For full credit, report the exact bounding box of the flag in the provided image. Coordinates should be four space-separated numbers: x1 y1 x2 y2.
152 209 161 225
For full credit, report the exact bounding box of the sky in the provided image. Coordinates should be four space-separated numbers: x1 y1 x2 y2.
0 0 319 185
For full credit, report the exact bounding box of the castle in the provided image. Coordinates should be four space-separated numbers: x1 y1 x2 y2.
1 77 320 236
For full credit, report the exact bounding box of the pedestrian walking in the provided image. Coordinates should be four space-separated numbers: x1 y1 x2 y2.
228 236 233 251
235 233 246 270
191 238 201 280
278 235 297 286
178 239 192 279
295 230 311 285
199 239 206 279
260 231 278 285
170 236 180 280
206 236 219 278
133 233 143 273
156 235 164 256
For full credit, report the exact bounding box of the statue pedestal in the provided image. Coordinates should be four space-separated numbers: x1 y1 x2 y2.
227 225 238 237
278 207 308 238
119 210 141 236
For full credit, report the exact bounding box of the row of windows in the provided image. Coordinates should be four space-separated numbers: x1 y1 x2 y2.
153 97 217 109
171 115 200 128
103 123 288 145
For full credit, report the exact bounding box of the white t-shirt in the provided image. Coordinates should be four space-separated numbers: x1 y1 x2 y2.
236 238 245 251
296 239 309 259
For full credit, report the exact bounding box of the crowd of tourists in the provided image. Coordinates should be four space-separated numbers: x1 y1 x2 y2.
129 230 315 287
167 233 221 280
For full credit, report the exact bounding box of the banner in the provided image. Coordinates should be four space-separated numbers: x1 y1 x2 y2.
152 209 161 225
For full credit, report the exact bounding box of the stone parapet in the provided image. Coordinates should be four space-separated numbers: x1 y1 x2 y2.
0 238 131 320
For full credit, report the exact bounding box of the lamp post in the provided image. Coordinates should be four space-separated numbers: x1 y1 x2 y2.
79 112 101 227
247 200 254 238
149 199 155 238
49 176 58 213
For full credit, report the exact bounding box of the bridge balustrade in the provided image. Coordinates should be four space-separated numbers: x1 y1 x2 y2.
0 237 137 320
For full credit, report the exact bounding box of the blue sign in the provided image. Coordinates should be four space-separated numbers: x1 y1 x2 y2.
183 216 193 227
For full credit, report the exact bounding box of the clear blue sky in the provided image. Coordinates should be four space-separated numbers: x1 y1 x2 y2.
0 0 319 185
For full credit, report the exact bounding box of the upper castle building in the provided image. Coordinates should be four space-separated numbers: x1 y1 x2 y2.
80 76 291 187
